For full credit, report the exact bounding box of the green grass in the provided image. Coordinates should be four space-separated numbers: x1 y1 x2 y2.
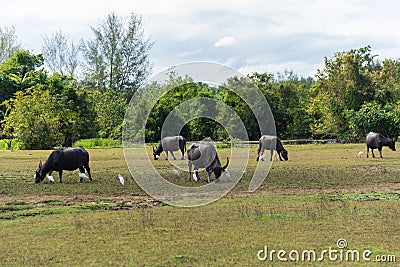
0 195 398 266
0 143 399 266
0 143 399 196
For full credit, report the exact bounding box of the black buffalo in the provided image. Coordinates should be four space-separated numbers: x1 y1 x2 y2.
187 142 229 183
34 147 92 183
366 132 396 158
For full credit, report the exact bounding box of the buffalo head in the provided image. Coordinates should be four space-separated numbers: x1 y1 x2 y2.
153 146 160 160
34 161 45 183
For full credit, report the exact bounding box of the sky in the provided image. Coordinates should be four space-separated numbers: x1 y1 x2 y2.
1 0 400 78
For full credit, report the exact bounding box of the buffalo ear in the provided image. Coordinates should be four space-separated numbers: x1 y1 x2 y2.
39 161 42 169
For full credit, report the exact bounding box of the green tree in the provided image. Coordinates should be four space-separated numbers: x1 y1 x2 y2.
309 46 379 140
45 73 98 142
347 102 398 141
0 50 46 122
87 89 127 139
249 72 313 139
224 75 263 141
82 12 153 101
145 79 223 142
371 59 400 105
2 86 79 149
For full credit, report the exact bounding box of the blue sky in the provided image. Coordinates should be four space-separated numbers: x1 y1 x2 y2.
1 0 399 77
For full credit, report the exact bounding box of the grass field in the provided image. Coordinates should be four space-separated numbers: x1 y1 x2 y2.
0 144 399 266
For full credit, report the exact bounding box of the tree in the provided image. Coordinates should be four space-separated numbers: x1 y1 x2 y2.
315 46 377 110
42 30 80 76
2 86 79 149
2 70 97 148
82 12 153 100
0 25 21 63
371 59 400 105
249 72 313 139
45 73 98 142
87 89 127 139
309 46 379 140
224 75 263 141
0 50 46 122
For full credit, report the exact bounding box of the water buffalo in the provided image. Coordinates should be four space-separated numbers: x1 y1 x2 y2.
34 147 92 183
153 135 186 160
187 142 229 183
256 135 288 161
366 132 396 158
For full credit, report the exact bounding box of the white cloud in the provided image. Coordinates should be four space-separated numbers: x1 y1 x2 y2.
1 0 400 77
214 37 235 47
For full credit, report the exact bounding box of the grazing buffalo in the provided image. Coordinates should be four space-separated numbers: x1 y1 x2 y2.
153 135 186 160
187 142 229 183
34 147 92 183
366 132 396 158
256 135 288 161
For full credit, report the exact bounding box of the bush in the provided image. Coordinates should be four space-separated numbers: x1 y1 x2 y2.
347 102 398 141
73 138 121 148
0 139 22 150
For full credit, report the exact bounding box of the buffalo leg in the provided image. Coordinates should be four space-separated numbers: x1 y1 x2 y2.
165 151 169 160
277 151 283 161
180 149 185 160
188 161 192 181
170 151 176 160
366 147 369 158
378 148 383 158
270 150 274 161
84 164 92 181
207 171 211 183
256 143 262 161
58 170 63 183
371 148 376 158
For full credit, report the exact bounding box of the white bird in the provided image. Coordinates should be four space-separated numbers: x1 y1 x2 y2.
357 151 364 158
47 175 54 182
192 172 199 182
259 154 266 160
118 174 125 185
225 170 231 179
173 168 179 176
78 172 89 179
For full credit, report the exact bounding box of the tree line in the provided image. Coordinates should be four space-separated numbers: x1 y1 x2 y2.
142 46 400 144
1 13 400 149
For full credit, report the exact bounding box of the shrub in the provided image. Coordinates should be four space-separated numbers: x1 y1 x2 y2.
73 138 121 148
0 139 22 150
347 102 398 141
